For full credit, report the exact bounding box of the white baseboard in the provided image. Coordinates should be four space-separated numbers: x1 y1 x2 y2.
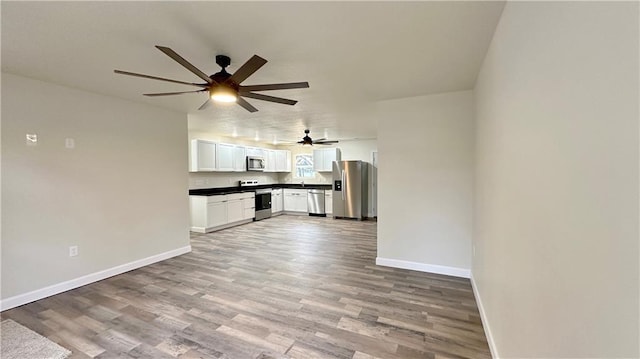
470 273 498 359
191 219 254 234
375 257 470 278
0 245 191 311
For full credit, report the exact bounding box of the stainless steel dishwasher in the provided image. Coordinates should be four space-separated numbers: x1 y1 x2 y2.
307 189 326 216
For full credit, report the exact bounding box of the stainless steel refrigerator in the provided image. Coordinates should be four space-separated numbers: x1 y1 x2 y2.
332 160 368 219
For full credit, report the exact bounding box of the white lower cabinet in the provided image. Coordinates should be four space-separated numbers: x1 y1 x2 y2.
284 189 308 213
206 197 227 228
243 195 255 220
190 192 255 233
227 198 244 224
272 189 283 214
325 190 333 215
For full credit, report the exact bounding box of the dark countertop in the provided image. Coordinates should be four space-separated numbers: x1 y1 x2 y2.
189 183 332 196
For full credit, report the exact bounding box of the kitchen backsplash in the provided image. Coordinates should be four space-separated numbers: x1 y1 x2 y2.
279 171 332 185
189 172 281 189
189 171 334 190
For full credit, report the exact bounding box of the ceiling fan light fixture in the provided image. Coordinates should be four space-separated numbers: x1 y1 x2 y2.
210 86 237 103
116 47 308 112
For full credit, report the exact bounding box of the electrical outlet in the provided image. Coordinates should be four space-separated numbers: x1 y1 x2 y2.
69 246 78 257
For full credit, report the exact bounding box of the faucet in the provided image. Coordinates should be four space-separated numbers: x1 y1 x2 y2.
301 181 305 187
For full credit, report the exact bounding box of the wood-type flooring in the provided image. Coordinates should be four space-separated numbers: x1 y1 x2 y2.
1 215 491 359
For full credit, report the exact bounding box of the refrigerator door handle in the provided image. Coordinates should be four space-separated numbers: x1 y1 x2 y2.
341 170 345 200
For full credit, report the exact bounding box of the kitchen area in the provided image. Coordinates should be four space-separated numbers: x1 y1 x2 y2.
188 138 376 234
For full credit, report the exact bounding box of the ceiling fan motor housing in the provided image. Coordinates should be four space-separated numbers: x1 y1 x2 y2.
216 55 231 69
211 55 237 89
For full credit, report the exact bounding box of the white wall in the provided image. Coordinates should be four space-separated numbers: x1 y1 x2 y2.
1 73 190 307
377 90 474 277
473 2 639 358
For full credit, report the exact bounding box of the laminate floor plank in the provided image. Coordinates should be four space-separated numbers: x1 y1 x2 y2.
1 215 490 358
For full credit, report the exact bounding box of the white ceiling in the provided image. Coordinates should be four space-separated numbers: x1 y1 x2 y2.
1 1 504 145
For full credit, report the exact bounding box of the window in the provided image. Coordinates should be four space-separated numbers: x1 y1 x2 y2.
295 154 315 178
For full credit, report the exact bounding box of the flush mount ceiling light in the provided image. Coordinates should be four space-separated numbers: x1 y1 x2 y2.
115 47 309 113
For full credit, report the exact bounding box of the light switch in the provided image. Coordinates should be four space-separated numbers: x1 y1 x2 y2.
65 138 75 149
26 134 38 146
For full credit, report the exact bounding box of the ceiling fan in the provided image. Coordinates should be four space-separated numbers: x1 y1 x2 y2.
297 129 339 146
114 46 309 113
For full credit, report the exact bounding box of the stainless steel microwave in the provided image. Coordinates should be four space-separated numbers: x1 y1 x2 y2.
246 156 265 171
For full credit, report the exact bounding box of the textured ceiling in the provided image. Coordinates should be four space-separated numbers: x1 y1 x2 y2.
1 1 505 145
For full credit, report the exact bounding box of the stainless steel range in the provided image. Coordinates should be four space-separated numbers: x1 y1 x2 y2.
254 188 272 221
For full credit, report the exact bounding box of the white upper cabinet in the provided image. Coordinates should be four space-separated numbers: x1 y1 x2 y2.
264 149 277 172
190 139 217 172
190 139 291 173
246 147 264 158
216 143 235 171
313 148 341 172
275 150 291 172
233 146 246 172
220 144 246 172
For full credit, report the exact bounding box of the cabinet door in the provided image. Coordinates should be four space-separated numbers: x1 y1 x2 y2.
275 193 283 212
272 193 278 212
242 198 255 220
227 199 244 223
323 149 335 172
264 150 276 172
285 151 292 172
207 201 227 228
217 144 234 171
283 193 296 211
243 207 255 220
325 192 333 214
275 150 287 172
191 140 216 171
313 149 324 172
246 147 264 158
294 193 308 212
233 146 246 172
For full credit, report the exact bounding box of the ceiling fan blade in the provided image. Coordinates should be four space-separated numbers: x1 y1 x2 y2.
240 92 297 105
228 55 267 85
315 138 327 141
239 82 309 92
155 46 212 84
114 70 209 88
198 98 211 110
236 97 258 113
143 90 205 97
316 140 339 145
